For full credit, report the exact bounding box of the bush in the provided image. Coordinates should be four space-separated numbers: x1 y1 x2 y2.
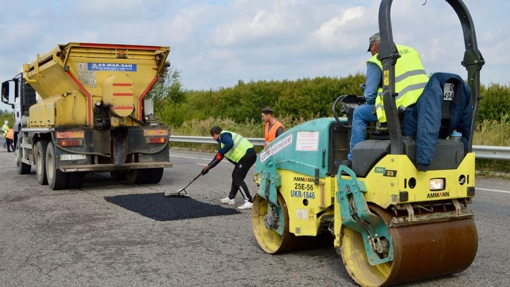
477 83 510 123
157 73 366 127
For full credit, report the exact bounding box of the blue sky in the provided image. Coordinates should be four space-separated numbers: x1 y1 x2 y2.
0 0 506 110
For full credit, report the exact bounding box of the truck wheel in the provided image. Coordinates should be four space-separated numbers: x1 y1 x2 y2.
35 141 48 185
126 169 148 184
16 138 31 175
46 141 69 190
68 172 85 189
145 168 164 184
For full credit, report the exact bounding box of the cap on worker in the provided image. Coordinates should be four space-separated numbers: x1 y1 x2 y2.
262 107 274 115
4 120 7 125
367 32 380 52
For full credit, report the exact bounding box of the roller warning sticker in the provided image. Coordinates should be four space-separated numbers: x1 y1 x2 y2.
260 134 293 163
296 131 319 151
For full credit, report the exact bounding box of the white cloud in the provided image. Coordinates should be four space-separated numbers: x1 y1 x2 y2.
210 0 303 46
309 6 366 51
0 0 508 111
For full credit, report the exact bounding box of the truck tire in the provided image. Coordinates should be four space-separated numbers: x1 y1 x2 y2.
126 169 148 184
46 141 69 190
35 141 48 185
16 138 31 175
145 168 164 184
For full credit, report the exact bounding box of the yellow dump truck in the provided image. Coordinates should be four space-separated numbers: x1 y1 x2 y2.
1 42 172 190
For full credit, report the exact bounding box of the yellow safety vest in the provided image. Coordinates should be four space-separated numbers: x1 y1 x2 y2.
371 45 429 123
221 131 253 163
1 124 8 136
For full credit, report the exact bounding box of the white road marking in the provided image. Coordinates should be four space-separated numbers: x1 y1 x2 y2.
477 188 510 194
172 154 201 159
171 154 211 161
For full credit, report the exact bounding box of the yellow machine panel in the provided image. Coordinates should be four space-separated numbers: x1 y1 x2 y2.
29 95 58 127
102 74 135 118
277 170 335 236
359 153 476 208
56 91 88 126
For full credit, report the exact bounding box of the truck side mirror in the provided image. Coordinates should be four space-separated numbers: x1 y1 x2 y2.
1 81 9 103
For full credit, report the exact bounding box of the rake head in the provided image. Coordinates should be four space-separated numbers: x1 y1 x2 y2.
164 188 191 198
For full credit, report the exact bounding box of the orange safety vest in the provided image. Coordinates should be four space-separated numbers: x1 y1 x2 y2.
264 121 284 147
6 129 14 140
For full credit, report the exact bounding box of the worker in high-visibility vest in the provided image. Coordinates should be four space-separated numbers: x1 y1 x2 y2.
201 126 257 210
2 120 9 150
342 32 428 167
5 128 14 152
261 107 285 147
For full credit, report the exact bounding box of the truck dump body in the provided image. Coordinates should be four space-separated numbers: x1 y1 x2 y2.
3 42 172 190
25 42 170 127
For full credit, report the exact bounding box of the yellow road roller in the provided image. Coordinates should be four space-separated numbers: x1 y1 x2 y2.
252 0 483 286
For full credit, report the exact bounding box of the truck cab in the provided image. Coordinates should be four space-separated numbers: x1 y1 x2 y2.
2 73 38 145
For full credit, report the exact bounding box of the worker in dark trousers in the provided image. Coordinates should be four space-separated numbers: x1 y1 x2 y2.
201 126 256 210
5 128 14 152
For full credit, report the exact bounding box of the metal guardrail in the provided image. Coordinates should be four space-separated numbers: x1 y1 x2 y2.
169 135 265 147
472 145 510 160
169 135 510 161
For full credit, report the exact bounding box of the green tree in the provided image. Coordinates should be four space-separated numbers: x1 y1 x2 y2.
147 66 186 108
0 110 14 127
477 83 510 122
146 66 189 126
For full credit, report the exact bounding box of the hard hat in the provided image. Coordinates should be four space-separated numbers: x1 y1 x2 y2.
4 120 8 125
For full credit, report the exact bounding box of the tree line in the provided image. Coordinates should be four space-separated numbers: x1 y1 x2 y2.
148 68 510 129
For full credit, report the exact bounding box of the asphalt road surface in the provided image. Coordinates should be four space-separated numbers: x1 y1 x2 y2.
0 146 509 287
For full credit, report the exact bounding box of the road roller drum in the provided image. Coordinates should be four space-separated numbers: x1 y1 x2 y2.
340 205 478 286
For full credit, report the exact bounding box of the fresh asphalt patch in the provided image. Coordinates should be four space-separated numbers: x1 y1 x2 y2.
105 193 240 221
